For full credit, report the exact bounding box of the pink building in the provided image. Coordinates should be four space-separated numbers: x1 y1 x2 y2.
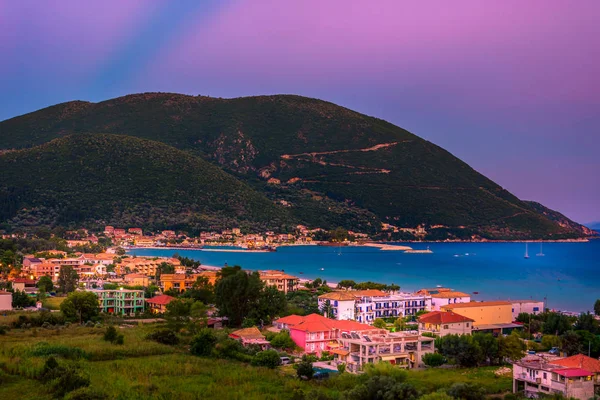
274 313 376 355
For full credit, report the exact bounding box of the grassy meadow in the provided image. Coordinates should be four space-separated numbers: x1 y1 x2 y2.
0 318 513 399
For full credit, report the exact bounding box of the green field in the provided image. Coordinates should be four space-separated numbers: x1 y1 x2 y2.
0 322 513 399
41 297 66 310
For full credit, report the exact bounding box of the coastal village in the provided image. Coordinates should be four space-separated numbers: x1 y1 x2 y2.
0 226 599 399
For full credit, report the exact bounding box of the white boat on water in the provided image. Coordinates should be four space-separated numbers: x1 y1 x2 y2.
537 243 545 257
524 242 530 259
404 246 433 254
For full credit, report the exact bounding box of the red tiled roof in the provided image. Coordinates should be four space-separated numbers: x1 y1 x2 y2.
551 368 593 377
274 314 306 326
332 319 373 332
146 295 174 305
419 311 474 324
552 354 600 373
284 313 372 333
12 278 36 284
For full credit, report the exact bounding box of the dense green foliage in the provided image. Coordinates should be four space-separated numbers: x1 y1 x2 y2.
0 93 590 239
59 291 99 323
215 269 286 327
435 332 525 367
0 134 290 233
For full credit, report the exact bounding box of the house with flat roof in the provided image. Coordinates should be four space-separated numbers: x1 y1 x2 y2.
509 300 545 320
513 354 595 399
418 311 474 337
441 301 522 335
334 329 435 373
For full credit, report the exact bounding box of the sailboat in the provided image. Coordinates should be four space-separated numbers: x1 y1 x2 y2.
536 242 545 257
524 242 530 259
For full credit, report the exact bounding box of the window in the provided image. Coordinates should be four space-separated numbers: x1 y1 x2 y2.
533 307 539 312
443 325 449 329
466 323 469 327
543 372 547 379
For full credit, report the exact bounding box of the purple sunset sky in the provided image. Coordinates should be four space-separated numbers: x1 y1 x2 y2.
1 0 598 223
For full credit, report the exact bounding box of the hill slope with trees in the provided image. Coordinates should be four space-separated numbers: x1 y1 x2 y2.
0 93 591 239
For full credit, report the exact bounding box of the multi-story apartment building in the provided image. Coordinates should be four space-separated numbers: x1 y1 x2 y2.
258 270 299 293
116 257 181 276
160 272 217 292
318 290 432 324
90 289 145 315
354 290 431 323
513 354 595 399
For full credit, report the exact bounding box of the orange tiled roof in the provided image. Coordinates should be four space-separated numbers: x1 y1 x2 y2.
275 314 306 326
418 311 474 324
431 291 470 299
552 354 600 373
318 291 357 301
443 301 511 309
352 289 388 297
146 295 174 305
230 326 265 340
283 313 372 333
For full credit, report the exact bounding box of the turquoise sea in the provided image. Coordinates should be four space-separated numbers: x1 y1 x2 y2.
128 240 600 313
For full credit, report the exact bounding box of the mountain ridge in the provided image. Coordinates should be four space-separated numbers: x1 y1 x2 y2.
0 92 592 239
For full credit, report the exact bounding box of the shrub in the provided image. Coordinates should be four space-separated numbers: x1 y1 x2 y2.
64 387 108 400
39 356 90 398
251 350 282 368
30 343 88 360
115 334 124 345
337 363 346 373
269 331 297 350
103 326 118 343
146 329 180 345
422 352 445 367
446 383 486 400
296 355 314 380
190 328 217 357
0 324 9 335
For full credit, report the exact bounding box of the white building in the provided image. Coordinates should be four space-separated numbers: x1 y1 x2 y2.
430 291 471 311
509 300 545 320
318 290 431 324
318 292 357 320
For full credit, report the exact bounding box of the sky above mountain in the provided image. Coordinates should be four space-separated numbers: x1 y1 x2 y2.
1 0 598 223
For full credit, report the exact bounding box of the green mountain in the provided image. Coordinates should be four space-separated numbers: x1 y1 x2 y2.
0 134 290 232
0 93 591 239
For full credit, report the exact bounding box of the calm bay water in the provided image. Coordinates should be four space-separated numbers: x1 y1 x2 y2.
128 240 600 313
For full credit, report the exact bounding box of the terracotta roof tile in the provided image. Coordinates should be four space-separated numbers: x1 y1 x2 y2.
552 354 600 373
146 295 174 305
443 301 511 309
419 311 474 324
